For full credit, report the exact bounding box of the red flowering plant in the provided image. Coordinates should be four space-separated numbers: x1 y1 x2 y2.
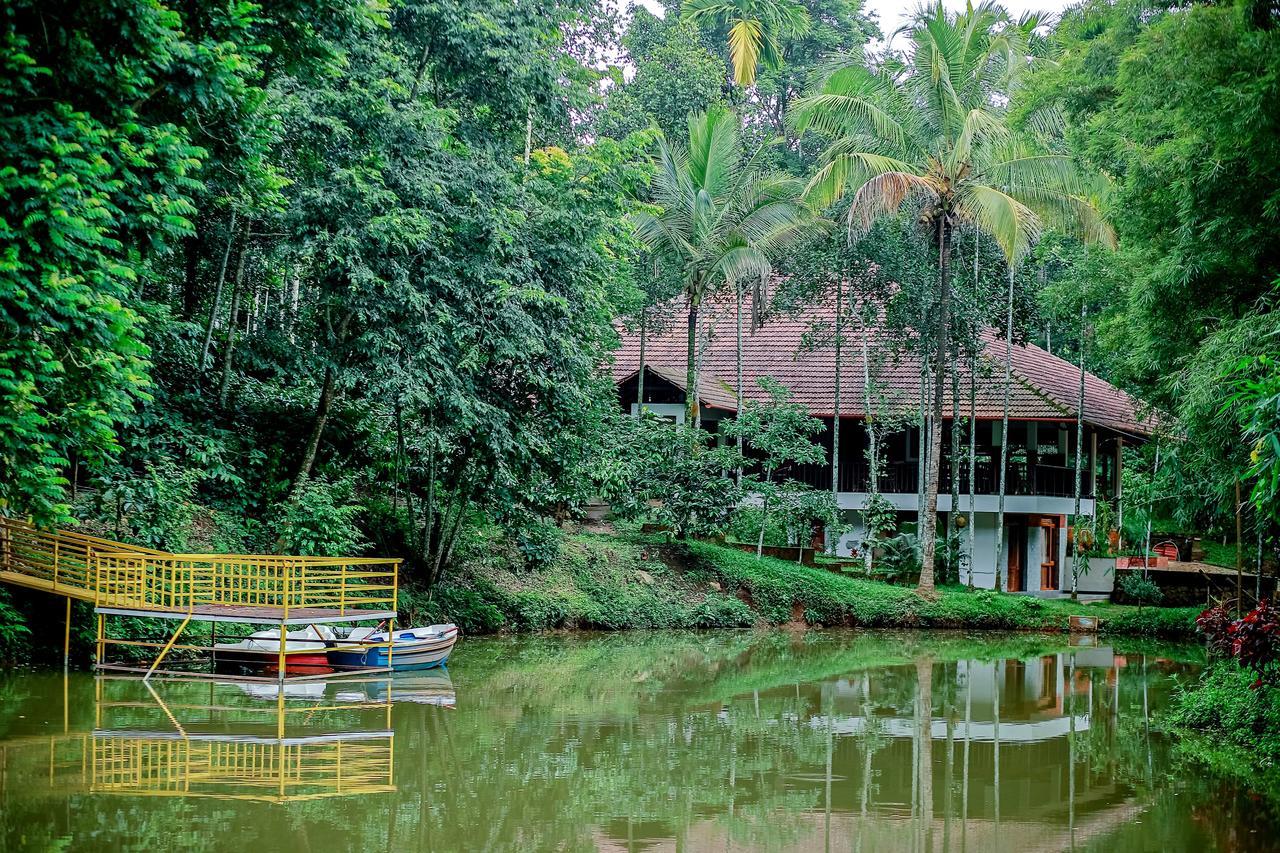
1198 600 1280 689
1196 604 1235 657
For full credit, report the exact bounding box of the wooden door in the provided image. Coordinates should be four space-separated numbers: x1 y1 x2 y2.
1039 518 1060 591
1007 523 1025 592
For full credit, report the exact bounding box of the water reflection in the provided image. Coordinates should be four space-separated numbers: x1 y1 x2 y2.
0 631 1268 852
1 673 401 803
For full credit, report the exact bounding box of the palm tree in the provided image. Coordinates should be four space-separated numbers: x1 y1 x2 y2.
633 105 812 427
682 0 811 88
789 1 1112 594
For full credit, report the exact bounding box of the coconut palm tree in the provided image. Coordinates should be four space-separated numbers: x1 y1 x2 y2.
682 0 811 88
789 1 1113 594
633 105 813 427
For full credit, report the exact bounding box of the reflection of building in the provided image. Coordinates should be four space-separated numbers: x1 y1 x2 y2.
613 297 1154 596
822 650 1119 741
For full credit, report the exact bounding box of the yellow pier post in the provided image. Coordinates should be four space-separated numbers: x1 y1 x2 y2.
144 615 192 680
63 597 71 671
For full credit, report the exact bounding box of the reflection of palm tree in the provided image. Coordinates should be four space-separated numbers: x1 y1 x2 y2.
994 660 1002 848
961 664 972 853
916 656 934 852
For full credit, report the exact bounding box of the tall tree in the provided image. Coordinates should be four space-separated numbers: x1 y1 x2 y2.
790 1 1112 593
633 105 811 426
682 0 811 87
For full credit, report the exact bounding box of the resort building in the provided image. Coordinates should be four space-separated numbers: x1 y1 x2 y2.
613 295 1155 596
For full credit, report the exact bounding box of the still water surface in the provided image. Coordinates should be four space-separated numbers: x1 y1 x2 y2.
0 630 1269 852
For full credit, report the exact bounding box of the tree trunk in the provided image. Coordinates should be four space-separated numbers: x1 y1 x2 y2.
685 288 701 426
949 352 961 584
916 656 935 851
292 365 337 496
918 367 927 521
736 280 745 484
831 274 842 552
1236 478 1244 614
968 227 979 588
201 210 237 371
289 311 352 497
863 326 878 575
181 222 201 321
967 350 977 589
919 218 952 595
421 435 436 557
636 307 647 419
756 473 772 559
524 105 533 165
407 41 431 103
217 231 249 406
995 263 1014 593
395 402 415 528
1071 300 1087 599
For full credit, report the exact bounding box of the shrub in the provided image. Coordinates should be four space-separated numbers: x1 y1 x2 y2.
513 517 563 571
1196 599 1280 688
874 532 921 585
1118 572 1164 609
403 584 506 634
729 506 788 547
274 478 367 556
690 593 755 628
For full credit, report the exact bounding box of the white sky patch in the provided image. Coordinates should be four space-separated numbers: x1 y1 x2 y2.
631 0 1072 54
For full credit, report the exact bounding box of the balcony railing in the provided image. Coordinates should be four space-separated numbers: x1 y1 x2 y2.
784 459 1092 499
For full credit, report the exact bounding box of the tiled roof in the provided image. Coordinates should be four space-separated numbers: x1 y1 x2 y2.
617 363 740 412
612 293 1156 436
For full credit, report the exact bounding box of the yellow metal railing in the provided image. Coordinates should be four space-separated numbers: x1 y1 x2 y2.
90 735 395 801
0 517 399 617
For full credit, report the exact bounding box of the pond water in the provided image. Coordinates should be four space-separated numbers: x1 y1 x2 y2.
0 630 1270 852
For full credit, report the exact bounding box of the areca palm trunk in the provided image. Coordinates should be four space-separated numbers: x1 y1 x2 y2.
949 353 961 584
736 280 744 483
831 275 843 551
968 232 979 589
916 656 935 850
1071 301 1087 599
919 217 952 595
863 327 878 575
995 264 1014 592
967 352 977 589
685 287 702 426
636 306 647 419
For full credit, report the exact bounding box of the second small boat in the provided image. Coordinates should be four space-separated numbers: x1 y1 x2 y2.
328 624 459 671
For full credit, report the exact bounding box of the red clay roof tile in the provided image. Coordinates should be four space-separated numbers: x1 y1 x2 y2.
612 294 1155 436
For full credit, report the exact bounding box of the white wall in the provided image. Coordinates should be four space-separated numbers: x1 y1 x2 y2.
831 507 1113 596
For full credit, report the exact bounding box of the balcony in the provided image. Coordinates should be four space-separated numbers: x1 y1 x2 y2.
784 458 1092 499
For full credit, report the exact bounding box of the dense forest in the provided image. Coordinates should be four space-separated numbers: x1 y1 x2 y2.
1 0 1278 653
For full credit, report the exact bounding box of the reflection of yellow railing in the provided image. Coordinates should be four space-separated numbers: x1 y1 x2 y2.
0 517 398 617
90 734 395 802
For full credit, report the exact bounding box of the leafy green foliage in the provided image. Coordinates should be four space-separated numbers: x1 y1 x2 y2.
596 13 729 141
611 416 745 539
1226 352 1280 522
1118 572 1164 610
273 478 366 556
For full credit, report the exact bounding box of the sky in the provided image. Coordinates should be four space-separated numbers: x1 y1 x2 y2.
863 0 1071 48
634 0 1074 52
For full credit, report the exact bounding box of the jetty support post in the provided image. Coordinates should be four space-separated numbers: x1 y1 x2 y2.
63 597 71 671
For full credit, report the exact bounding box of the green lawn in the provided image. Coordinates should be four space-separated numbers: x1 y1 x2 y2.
413 529 1200 639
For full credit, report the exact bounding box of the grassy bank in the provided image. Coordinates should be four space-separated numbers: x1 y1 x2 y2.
1169 663 1280 813
407 528 1200 638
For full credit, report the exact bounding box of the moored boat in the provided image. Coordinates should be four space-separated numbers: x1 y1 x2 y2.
214 625 335 672
328 624 458 671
